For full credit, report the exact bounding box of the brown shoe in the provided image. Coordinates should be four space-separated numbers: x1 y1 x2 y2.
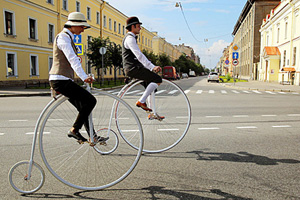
136 101 152 112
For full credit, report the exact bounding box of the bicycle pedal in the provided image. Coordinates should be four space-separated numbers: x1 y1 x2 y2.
99 141 107 146
77 140 85 144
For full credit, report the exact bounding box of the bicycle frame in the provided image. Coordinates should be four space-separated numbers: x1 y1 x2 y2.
26 95 63 180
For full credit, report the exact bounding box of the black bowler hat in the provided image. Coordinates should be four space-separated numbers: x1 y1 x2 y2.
126 17 142 29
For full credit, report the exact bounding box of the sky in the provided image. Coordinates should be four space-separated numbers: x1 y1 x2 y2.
105 0 248 69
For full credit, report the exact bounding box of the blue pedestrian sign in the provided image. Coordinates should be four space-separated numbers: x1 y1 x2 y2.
75 44 84 55
233 52 239 59
73 34 82 43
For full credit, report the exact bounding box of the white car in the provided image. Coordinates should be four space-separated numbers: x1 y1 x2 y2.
182 73 188 78
207 72 219 82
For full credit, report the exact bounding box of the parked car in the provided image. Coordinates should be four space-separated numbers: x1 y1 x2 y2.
207 72 219 82
189 71 196 77
182 73 188 79
163 66 177 80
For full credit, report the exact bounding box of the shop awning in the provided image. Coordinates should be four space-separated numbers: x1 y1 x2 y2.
264 47 281 56
281 67 296 72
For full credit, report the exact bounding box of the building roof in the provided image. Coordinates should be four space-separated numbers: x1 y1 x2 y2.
264 46 281 56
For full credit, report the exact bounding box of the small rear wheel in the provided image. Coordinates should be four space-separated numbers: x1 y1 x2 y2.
8 161 45 194
93 128 119 155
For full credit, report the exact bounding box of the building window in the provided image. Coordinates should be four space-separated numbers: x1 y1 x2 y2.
109 67 112 75
118 23 121 34
6 52 17 77
103 15 107 27
87 7 91 20
285 22 288 39
96 12 100 24
87 35 92 48
4 10 15 35
76 1 80 12
119 68 121 75
63 0 68 11
283 50 286 67
109 18 112 30
122 25 125 35
30 55 39 76
142 36 144 44
87 61 92 74
29 18 37 40
114 21 116 32
48 24 54 43
48 56 53 71
277 27 280 43
293 47 296 66
47 0 53 4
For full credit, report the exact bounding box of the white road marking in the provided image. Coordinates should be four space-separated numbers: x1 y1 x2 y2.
265 91 276 94
168 90 178 94
184 90 190 94
196 90 203 94
198 127 220 130
272 125 291 128
233 115 249 118
292 92 299 95
126 90 142 95
243 90 251 93
0 133 5 136
9 120 28 122
26 132 50 135
287 114 300 117
232 90 240 93
156 90 166 94
252 90 262 94
221 90 227 94
208 90 214 94
278 92 286 94
236 126 257 129
158 128 179 131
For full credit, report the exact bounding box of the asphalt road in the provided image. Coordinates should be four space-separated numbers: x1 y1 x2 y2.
1 77 300 200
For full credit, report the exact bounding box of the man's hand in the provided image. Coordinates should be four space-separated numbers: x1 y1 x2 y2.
153 66 162 73
84 76 94 83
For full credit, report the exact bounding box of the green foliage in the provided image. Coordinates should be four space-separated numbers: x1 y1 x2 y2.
225 73 231 81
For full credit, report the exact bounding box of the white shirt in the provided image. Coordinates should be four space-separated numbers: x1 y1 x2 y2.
49 28 88 81
124 32 155 71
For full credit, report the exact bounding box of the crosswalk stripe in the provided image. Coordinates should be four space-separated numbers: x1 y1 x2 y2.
196 90 203 94
243 90 251 93
184 90 190 94
252 90 262 94
0 133 5 136
168 90 178 94
232 90 240 93
208 90 214 94
221 90 227 94
265 91 276 94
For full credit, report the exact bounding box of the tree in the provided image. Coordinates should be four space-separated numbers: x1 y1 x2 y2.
158 53 172 67
107 42 122 82
142 49 158 65
87 37 112 82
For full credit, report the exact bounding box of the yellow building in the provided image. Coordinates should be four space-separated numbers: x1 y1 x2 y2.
0 0 183 86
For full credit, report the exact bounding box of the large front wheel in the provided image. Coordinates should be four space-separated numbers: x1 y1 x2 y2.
39 91 143 190
117 79 191 153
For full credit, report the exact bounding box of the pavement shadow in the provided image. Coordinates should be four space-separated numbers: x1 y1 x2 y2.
72 186 252 200
187 150 300 165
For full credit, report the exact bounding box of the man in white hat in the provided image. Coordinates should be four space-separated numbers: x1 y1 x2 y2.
49 12 105 143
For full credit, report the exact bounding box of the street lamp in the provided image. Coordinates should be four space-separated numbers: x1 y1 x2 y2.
175 2 181 8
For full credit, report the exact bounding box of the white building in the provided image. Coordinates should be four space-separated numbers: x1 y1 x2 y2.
259 0 300 85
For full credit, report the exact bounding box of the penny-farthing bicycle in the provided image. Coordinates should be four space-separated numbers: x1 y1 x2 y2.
8 84 143 193
116 78 191 153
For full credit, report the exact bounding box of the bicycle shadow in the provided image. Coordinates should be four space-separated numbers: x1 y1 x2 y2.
20 186 252 200
187 150 300 165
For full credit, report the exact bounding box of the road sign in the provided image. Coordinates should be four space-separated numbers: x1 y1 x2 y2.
232 44 239 51
73 35 82 43
78 56 82 63
99 47 107 55
232 59 239 66
225 59 229 65
75 44 84 55
233 52 239 59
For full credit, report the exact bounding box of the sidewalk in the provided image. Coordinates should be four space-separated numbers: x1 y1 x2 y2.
0 87 50 97
222 80 300 93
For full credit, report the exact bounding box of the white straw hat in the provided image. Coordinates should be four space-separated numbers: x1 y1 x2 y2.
65 12 90 29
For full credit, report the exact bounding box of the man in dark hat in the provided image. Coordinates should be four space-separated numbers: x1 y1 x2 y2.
122 16 163 118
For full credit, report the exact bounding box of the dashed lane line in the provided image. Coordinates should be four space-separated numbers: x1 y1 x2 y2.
0 133 5 136
236 126 257 129
233 115 249 118
272 125 291 128
196 90 203 94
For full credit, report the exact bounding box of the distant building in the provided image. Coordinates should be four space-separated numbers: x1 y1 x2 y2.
232 0 280 80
